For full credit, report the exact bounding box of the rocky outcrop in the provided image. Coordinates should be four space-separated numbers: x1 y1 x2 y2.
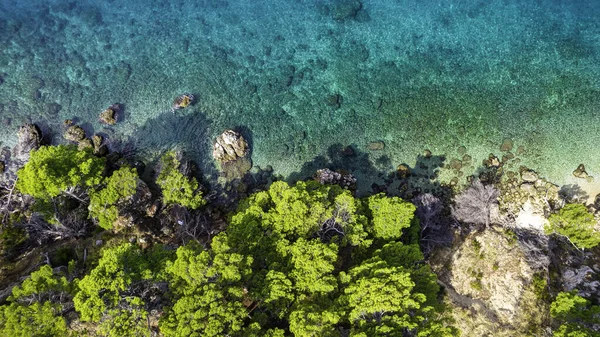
213 130 249 163
63 125 86 143
92 134 108 156
213 130 251 181
432 230 546 336
314 168 357 190
99 103 121 125
13 124 42 163
573 164 593 181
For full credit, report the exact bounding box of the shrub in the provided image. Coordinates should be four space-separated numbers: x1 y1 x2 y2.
88 167 138 230
157 152 205 209
545 203 600 249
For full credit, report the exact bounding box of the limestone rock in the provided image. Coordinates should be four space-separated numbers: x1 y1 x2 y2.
99 103 121 125
77 138 93 151
433 230 541 335
520 170 538 183
63 125 86 143
13 124 42 162
314 168 357 190
572 164 588 179
92 134 108 156
212 130 249 163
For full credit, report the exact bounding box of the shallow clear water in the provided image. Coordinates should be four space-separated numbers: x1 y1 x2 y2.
1 0 599 195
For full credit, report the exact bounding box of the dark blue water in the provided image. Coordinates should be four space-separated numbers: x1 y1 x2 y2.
1 0 599 195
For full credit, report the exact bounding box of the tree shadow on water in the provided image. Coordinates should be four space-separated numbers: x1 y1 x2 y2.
286 144 452 201
128 110 219 183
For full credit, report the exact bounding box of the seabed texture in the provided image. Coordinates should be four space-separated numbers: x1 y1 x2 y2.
0 0 599 196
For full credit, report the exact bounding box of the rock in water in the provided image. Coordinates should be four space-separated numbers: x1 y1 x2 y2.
63 125 86 142
213 130 249 163
314 168 356 190
572 164 589 179
213 130 251 180
14 124 42 162
99 103 121 125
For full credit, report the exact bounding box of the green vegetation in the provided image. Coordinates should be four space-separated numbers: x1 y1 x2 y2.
0 265 71 337
16 145 105 200
157 151 205 209
550 291 600 337
73 243 174 336
545 204 600 250
88 167 139 230
160 181 456 336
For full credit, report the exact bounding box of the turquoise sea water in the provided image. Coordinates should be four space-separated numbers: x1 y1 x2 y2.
1 0 599 195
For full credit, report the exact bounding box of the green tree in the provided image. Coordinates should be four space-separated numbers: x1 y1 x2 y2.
160 180 453 336
157 151 206 209
16 145 105 200
160 240 253 337
0 265 72 337
545 204 600 249
367 193 416 240
550 291 600 337
73 243 173 337
88 166 139 230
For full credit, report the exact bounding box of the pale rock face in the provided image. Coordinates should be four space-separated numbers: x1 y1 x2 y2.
436 229 542 335
514 199 548 232
212 130 249 163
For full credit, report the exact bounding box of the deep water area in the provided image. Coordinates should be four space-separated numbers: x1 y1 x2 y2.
0 0 599 194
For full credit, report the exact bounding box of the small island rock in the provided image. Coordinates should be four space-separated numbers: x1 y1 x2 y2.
99 103 121 125
63 125 86 143
213 130 249 163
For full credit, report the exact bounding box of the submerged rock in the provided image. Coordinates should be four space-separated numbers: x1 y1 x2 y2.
520 169 538 183
172 94 194 112
367 141 385 151
213 130 249 163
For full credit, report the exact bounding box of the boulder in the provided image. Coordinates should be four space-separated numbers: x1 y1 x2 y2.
63 125 86 143
572 164 588 179
99 103 121 125
13 124 42 163
92 134 108 156
520 170 538 183
213 130 249 163
314 168 356 190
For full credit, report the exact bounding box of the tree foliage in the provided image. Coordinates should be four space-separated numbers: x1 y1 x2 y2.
545 204 600 249
157 151 206 209
550 291 600 337
0 265 71 337
16 145 105 200
160 180 454 336
73 243 173 337
88 167 139 230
